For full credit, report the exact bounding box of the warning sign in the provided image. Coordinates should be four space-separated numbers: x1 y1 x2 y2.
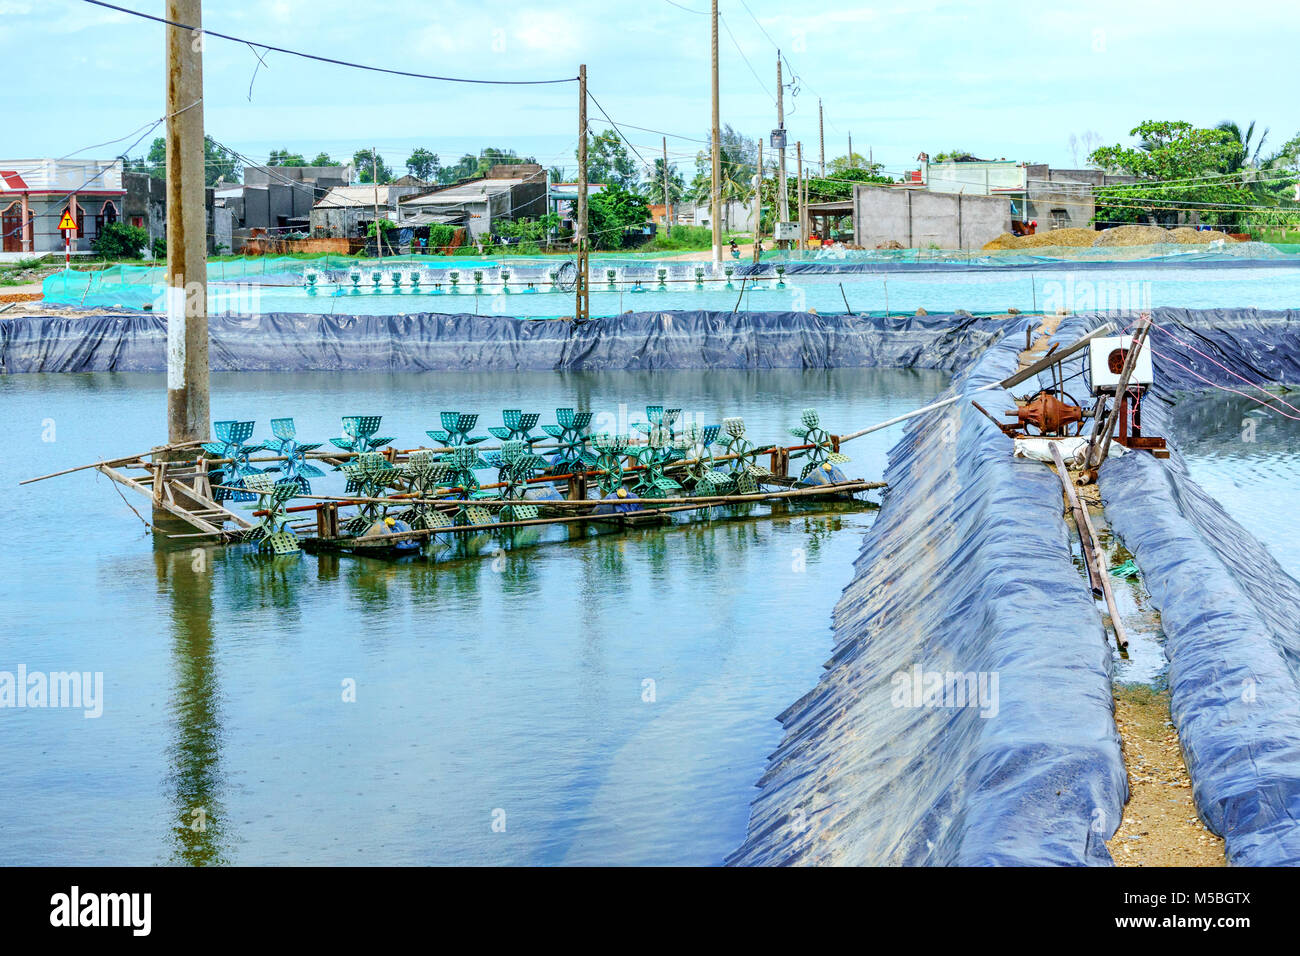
58 210 76 231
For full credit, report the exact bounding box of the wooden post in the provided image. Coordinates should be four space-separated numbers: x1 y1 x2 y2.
662 136 672 238
797 141 805 253
709 0 722 264
1051 442 1129 650
776 52 788 249
165 0 209 448
753 136 763 264
372 147 383 259
575 64 589 323
818 99 825 177
1087 316 1152 472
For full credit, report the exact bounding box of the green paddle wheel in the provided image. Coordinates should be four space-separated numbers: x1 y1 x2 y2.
591 433 631 496
204 419 265 502
488 409 543 446
627 421 682 501
442 445 494 527
427 412 489 448
632 406 685 462
331 415 394 455
542 408 597 475
719 417 772 494
484 440 545 521
339 451 398 535
678 422 734 495
235 473 302 554
788 408 851 482
395 449 453 531
262 417 324 493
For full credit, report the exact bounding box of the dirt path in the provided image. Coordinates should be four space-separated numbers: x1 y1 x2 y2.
1107 685 1225 866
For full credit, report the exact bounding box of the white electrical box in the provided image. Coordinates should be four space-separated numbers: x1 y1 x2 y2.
1089 335 1154 392
774 221 802 241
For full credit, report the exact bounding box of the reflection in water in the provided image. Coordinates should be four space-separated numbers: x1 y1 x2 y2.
1170 390 1300 579
4 367 935 864
154 544 229 866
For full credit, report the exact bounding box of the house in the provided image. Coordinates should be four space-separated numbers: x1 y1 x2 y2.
310 183 433 237
123 172 226 255
1 159 126 254
398 164 547 239
549 181 605 233
219 164 353 249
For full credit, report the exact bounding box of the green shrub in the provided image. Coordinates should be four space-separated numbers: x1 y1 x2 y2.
151 236 167 259
91 222 149 259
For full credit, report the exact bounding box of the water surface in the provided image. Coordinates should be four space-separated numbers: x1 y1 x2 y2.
0 367 945 865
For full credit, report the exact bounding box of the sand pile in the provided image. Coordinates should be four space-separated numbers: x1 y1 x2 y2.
1093 224 1173 247
983 224 1241 251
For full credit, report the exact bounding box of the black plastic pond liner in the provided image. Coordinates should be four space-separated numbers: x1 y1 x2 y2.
734 258 1300 277
0 309 1016 374
1138 307 1300 391
1096 331 1300 866
728 316 1126 866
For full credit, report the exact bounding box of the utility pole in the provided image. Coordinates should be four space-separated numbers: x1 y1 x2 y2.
818 99 825 177
848 131 853 163
575 63 589 323
372 147 383 259
710 0 722 264
776 51 788 249
752 135 763 263
165 0 208 447
662 136 672 238
797 141 805 253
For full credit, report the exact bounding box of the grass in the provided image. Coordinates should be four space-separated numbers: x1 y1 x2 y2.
638 227 749 253
1255 227 1300 246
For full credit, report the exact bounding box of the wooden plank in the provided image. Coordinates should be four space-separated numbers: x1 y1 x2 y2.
1049 442 1129 650
97 464 223 536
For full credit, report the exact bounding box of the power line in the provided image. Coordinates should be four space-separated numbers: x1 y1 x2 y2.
81 0 578 85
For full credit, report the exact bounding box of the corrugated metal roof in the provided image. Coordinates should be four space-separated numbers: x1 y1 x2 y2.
0 158 123 193
402 177 529 205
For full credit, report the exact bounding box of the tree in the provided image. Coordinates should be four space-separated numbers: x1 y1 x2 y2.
440 154 480 184
129 135 238 187
91 221 149 259
406 147 440 181
577 129 641 190
931 149 981 163
687 125 756 209
267 148 308 166
828 152 880 175
310 152 341 166
547 165 567 183
1089 120 1255 228
1216 120 1269 174
353 149 393 184
645 158 685 205
476 147 535 177
587 185 650 249
806 165 892 204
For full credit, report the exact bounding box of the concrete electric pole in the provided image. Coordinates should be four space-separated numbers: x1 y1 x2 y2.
165 0 208 447
710 0 722 264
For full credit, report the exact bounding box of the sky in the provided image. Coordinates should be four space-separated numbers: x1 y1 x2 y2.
1 0 1297 181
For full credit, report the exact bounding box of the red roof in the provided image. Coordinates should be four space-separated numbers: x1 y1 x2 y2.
1 170 29 190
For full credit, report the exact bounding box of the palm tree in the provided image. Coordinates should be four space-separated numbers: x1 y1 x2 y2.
1216 120 1270 173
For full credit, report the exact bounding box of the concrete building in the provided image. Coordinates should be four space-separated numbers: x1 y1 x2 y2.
397 164 547 239
1 159 126 254
311 183 433 237
123 172 227 255
1024 165 1137 230
218 164 354 249
852 184 1011 250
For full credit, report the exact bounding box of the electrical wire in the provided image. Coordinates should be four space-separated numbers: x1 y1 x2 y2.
81 0 577 85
